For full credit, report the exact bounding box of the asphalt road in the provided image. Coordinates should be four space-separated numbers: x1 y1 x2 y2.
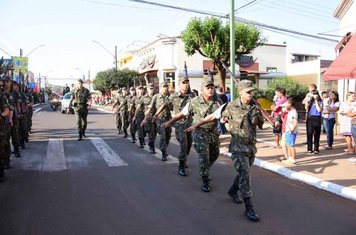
1 104 355 235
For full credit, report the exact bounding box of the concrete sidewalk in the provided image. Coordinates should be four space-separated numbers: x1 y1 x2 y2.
220 126 356 202
93 104 356 202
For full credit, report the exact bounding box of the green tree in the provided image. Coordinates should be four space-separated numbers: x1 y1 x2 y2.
93 68 140 94
258 76 308 101
181 16 264 90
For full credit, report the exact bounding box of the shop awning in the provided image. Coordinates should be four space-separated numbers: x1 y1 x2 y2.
324 34 356 81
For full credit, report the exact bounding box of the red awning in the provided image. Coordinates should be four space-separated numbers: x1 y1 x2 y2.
324 34 356 81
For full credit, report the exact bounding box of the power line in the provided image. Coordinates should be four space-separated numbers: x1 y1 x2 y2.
126 0 338 42
235 0 262 12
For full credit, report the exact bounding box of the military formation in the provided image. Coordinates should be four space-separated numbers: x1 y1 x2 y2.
0 77 34 183
110 76 269 222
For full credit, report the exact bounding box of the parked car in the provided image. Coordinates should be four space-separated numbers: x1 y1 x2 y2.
61 92 74 114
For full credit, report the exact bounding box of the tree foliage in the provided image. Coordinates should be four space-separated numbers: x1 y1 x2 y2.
93 68 140 94
256 77 308 101
181 16 264 90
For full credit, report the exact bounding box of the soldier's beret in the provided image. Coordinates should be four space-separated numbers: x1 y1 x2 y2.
178 77 189 83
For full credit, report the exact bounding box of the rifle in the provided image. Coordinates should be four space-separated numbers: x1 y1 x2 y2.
184 61 192 94
220 60 275 126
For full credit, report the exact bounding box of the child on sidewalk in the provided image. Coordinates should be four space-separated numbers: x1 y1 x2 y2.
282 98 299 166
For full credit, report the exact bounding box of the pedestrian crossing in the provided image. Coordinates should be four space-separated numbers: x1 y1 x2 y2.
10 136 180 172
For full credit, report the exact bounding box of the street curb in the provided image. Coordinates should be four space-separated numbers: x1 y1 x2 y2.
221 152 356 202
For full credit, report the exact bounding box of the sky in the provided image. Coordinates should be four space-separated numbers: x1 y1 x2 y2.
0 0 341 86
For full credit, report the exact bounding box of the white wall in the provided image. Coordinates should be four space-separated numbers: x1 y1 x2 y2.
338 1 356 35
251 44 287 72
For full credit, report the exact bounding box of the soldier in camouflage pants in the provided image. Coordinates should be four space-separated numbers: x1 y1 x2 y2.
133 85 146 147
140 83 156 153
143 81 171 161
0 86 11 182
164 78 220 191
165 77 195 176
186 80 265 222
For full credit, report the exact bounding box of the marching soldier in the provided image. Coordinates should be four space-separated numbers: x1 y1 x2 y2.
110 88 124 134
163 78 220 191
5 79 22 159
69 79 92 141
132 85 146 148
186 80 269 222
140 83 157 153
113 87 129 138
127 87 137 143
142 81 171 161
19 87 29 147
156 77 195 176
0 80 11 181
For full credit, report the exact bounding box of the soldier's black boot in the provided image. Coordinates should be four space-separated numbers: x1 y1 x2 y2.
161 150 168 161
0 167 5 182
14 150 22 158
243 197 260 222
227 177 242 204
139 138 144 148
178 161 187 177
4 159 11 170
201 176 211 192
77 131 83 141
131 133 136 143
148 142 155 154
82 129 86 138
123 131 128 138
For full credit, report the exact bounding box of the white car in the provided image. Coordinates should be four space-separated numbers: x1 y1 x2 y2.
61 92 74 114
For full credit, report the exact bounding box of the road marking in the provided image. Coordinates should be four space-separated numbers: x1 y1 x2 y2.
90 137 128 167
129 137 179 164
42 139 67 172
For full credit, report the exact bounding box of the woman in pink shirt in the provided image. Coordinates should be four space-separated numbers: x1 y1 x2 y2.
271 88 287 148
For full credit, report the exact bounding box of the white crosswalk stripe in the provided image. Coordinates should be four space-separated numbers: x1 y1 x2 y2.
90 137 128 167
42 139 67 172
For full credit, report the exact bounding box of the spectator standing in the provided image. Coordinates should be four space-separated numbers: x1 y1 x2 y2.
305 91 323 154
225 87 231 102
347 101 356 163
270 88 287 148
282 98 299 165
339 91 355 154
321 91 329 134
323 91 340 150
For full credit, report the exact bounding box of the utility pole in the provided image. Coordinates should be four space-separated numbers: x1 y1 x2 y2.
88 70 91 91
230 0 236 100
115 46 118 71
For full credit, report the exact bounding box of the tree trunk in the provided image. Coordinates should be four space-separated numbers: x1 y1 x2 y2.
216 62 226 93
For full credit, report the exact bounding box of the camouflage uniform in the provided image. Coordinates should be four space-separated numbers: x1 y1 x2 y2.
222 98 263 198
72 87 91 139
19 91 29 147
6 90 21 159
117 93 128 137
185 94 220 179
149 89 171 158
134 91 146 147
142 86 157 153
167 79 195 175
218 80 264 222
112 94 124 134
26 91 33 133
0 89 10 180
127 93 137 142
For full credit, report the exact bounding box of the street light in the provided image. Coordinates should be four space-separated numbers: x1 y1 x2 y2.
24 44 45 57
92 40 118 70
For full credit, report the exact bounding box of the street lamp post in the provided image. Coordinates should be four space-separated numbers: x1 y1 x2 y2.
24 44 45 57
92 40 118 70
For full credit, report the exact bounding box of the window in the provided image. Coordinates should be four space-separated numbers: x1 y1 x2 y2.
266 67 277 73
164 72 175 91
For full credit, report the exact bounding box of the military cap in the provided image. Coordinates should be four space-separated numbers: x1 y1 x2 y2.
129 86 135 91
201 77 214 87
147 83 154 89
77 79 84 84
237 80 255 93
160 81 168 87
178 77 189 83
12 81 19 86
137 84 144 89
122 87 127 91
